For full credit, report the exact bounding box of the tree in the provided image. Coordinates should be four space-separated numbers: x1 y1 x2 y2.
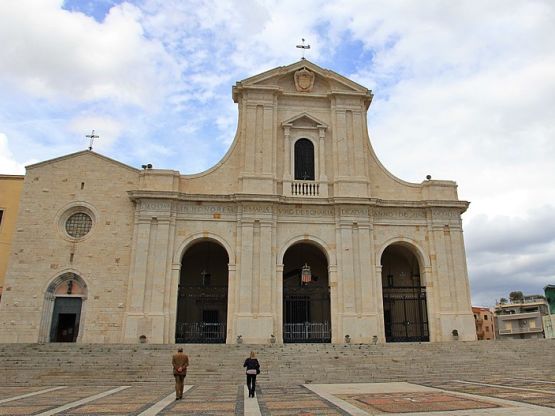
499 297 508 304
509 291 524 302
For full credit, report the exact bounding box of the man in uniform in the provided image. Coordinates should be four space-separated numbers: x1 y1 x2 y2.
172 347 189 400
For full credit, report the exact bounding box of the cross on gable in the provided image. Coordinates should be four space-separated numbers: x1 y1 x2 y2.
296 38 311 59
86 130 99 151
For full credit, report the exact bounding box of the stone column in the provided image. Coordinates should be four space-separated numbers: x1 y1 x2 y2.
167 263 181 343
275 263 284 342
374 265 385 342
283 126 291 179
226 264 237 343
318 126 327 181
328 264 340 343
123 217 152 342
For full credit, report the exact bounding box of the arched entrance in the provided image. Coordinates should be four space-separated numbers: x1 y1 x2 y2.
381 243 429 342
39 272 87 343
176 240 229 343
283 242 330 343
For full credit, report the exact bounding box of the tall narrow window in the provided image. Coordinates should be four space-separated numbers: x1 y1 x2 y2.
294 139 315 180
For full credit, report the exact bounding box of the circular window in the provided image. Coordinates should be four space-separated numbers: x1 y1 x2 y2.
65 212 93 238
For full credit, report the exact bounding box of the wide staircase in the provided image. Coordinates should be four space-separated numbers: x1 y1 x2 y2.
0 340 553 386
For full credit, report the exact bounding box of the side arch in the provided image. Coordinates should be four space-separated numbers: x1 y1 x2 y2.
375 237 430 269
38 270 88 343
378 238 430 343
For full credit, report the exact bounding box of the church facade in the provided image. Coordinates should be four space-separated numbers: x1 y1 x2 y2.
0 60 475 344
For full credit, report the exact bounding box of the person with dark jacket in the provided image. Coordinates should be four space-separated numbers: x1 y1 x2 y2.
243 351 260 398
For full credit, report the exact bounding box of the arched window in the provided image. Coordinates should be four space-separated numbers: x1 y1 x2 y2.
294 139 315 180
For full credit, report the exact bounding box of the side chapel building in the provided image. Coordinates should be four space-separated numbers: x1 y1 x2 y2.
0 60 475 344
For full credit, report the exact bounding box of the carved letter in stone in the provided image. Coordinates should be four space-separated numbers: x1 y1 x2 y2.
294 68 315 92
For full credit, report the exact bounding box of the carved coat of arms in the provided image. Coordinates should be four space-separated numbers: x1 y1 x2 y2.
294 67 315 92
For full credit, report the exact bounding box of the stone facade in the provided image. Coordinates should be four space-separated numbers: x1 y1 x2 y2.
0 60 475 344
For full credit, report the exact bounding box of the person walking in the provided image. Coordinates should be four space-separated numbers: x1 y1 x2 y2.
243 351 260 398
172 347 189 400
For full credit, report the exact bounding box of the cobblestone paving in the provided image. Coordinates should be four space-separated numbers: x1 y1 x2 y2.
0 378 554 415
0 387 54 401
159 384 240 415
0 386 110 415
257 385 350 415
421 377 555 409
336 391 500 413
61 385 170 416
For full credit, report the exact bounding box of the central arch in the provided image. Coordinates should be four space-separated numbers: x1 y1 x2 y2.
176 239 229 343
282 242 331 343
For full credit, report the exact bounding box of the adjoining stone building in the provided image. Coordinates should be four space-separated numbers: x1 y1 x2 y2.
0 60 475 344
0 174 24 303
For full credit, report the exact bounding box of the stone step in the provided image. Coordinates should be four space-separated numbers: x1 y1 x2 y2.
1 340 553 386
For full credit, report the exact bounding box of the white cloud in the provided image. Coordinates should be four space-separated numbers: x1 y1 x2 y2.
0 133 36 174
0 0 179 107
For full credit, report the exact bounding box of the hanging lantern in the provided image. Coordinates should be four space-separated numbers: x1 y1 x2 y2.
301 263 312 284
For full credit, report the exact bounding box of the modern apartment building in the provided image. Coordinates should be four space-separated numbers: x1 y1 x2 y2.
494 295 549 340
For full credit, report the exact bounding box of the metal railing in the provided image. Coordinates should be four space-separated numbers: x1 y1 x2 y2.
284 322 330 343
176 322 226 343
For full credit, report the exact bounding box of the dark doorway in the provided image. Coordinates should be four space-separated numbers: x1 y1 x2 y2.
176 240 228 343
50 297 82 342
381 244 429 342
283 243 330 343
56 314 77 342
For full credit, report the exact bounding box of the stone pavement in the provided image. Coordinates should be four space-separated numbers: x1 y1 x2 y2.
0 377 554 415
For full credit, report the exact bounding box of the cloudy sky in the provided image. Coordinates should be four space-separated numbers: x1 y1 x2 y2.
1 0 554 307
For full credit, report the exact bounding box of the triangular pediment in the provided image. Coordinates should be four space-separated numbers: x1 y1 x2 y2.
26 150 140 173
234 59 371 97
282 112 328 129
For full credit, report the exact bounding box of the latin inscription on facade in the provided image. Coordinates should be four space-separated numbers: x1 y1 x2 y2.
373 207 427 220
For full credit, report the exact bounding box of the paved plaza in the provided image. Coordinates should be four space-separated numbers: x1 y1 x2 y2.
0 376 554 415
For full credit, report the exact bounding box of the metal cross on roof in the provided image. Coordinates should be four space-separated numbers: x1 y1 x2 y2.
296 38 311 59
86 130 99 151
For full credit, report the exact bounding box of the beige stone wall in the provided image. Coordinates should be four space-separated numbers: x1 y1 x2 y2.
0 152 139 342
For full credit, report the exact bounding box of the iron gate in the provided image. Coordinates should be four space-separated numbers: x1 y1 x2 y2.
175 322 226 343
383 292 429 342
284 322 331 343
283 292 331 343
175 285 227 343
